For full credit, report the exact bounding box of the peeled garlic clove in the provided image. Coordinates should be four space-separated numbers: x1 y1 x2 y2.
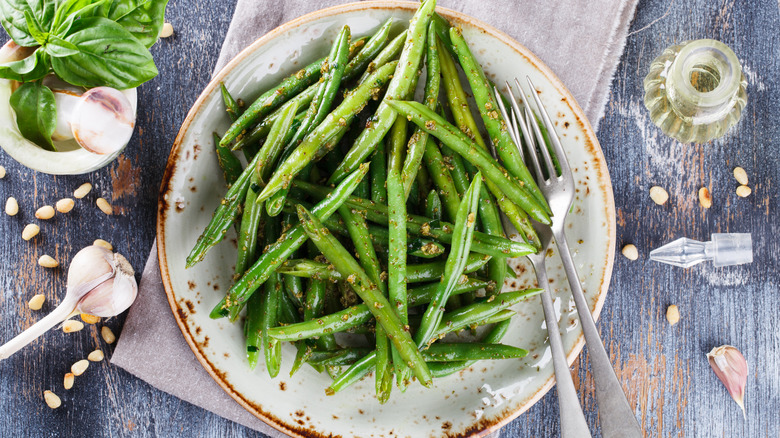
707 345 747 418
71 87 135 155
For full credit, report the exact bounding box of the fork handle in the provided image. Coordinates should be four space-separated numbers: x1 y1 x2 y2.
532 259 592 438
552 230 644 438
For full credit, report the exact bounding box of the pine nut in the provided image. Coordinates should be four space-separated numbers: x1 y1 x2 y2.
621 244 639 260
63 373 74 390
28 294 45 310
56 198 75 213
666 304 680 325
80 313 100 324
87 349 104 362
74 182 92 199
35 205 55 220
649 186 669 205
733 167 748 185
160 22 174 38
38 254 59 268
4 197 18 216
43 390 61 409
62 320 84 333
698 187 712 208
22 224 39 240
71 359 89 376
93 239 113 251
101 326 116 344
736 185 751 197
96 198 113 215
0 165 5 179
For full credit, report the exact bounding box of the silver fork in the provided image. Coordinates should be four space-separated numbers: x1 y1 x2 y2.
498 78 643 438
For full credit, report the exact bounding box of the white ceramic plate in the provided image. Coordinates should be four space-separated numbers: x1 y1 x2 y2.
158 2 615 436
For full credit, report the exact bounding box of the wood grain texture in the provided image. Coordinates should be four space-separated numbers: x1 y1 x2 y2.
0 0 778 437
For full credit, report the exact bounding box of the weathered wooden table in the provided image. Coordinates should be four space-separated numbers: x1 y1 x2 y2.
1 0 778 436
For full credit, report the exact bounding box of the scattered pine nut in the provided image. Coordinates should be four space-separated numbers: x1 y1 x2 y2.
736 185 751 197
698 187 712 209
35 205 55 220
43 390 61 409
71 359 89 376
160 22 174 38
666 304 680 325
96 197 113 215
28 294 45 310
621 244 639 260
56 198 75 213
733 167 748 185
649 186 669 205
5 197 18 216
63 373 74 390
80 313 100 324
62 320 84 333
101 326 116 344
93 239 113 251
22 224 39 241
0 165 5 179
38 255 59 268
87 349 104 362
74 182 92 199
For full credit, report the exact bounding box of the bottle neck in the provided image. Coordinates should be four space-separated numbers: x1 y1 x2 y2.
666 39 742 125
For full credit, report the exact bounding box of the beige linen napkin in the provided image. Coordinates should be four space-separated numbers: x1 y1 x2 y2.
112 0 639 436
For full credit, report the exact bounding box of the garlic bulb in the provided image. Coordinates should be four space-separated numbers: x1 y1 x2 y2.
0 245 137 360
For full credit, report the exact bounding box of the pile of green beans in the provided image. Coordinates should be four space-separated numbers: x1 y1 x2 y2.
187 0 551 402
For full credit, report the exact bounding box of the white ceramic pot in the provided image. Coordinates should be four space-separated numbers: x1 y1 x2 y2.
0 41 137 175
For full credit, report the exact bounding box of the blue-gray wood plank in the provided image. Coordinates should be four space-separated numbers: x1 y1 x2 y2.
0 0 778 436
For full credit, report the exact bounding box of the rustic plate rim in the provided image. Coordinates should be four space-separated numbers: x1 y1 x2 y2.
157 2 616 436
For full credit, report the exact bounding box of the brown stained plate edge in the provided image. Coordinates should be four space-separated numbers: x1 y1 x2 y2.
156 2 617 437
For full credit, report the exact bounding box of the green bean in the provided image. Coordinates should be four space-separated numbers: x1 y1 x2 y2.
428 317 512 377
421 342 527 362
268 278 491 342
209 164 369 320
358 30 407 84
309 348 373 367
423 138 460 220
278 252 489 284
220 82 241 122
449 27 549 212
428 289 542 342
385 100 551 224
328 0 436 184
338 204 391 399
254 101 300 185
369 141 387 204
344 19 394 82
407 237 445 259
291 181 536 258
355 177 370 200
220 57 326 148
416 172 482 347
212 132 242 187
262 272 282 377
303 277 338 353
425 189 442 221
255 61 398 205
296 205 433 387
326 351 376 395
186 149 266 268
400 21 441 198
231 90 312 152
244 284 264 370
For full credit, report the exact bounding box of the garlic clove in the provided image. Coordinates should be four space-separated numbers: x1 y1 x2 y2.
67 245 115 295
707 344 748 418
71 87 135 155
74 252 137 318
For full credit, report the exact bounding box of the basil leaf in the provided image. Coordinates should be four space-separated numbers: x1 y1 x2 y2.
50 17 157 88
9 81 57 151
0 0 56 47
0 47 49 81
24 10 48 45
45 35 79 57
104 0 169 48
51 0 110 36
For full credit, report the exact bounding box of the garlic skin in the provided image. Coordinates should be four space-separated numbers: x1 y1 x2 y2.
707 345 748 418
75 252 137 317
